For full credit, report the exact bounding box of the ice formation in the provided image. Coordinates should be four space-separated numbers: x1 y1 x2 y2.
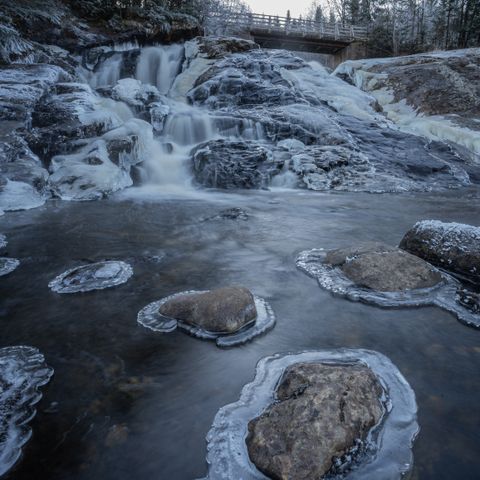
48 260 133 293
202 349 418 480
137 290 275 347
0 234 6 249
296 249 480 328
0 258 20 277
0 346 53 477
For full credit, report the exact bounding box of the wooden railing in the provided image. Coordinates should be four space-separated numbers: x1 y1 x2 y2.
205 13 368 42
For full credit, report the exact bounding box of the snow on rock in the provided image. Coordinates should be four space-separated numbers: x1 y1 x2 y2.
188 47 475 192
400 220 480 282
334 48 480 158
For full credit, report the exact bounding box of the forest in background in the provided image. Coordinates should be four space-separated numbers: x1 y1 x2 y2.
163 0 480 55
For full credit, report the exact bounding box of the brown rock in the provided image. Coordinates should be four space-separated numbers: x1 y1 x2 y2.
342 250 442 291
159 287 257 334
246 363 385 480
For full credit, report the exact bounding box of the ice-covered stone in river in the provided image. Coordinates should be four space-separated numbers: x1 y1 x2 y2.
400 220 480 283
296 243 480 328
0 258 20 277
247 363 384 479
49 260 133 293
137 288 275 347
202 349 418 480
0 346 53 477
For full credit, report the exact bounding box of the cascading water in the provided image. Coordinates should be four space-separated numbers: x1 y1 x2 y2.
85 42 266 193
135 44 184 95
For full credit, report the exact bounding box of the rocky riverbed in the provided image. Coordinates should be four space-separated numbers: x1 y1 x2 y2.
1 2 480 479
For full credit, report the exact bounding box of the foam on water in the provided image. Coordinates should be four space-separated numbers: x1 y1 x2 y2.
201 349 418 480
0 258 20 277
296 249 480 328
137 291 275 348
0 346 53 477
49 260 133 293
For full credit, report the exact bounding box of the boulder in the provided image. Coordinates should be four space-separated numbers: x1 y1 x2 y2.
324 242 442 291
246 362 384 480
342 250 443 291
400 220 480 283
158 287 257 334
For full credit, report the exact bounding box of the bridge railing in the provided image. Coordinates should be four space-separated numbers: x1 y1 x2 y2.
205 13 368 42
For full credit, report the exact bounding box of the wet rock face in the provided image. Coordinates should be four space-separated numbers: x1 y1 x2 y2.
246 362 385 480
192 140 281 189
158 287 257 334
400 220 480 283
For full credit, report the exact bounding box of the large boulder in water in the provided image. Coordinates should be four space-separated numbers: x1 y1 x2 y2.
246 362 385 479
191 139 281 189
326 242 442 291
400 220 480 283
158 287 257 334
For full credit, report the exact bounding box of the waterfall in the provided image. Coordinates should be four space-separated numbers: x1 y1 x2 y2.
86 42 266 193
135 44 185 95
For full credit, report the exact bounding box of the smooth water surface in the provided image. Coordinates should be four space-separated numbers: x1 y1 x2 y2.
1 187 479 480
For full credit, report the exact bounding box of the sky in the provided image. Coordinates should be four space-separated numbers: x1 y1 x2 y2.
244 0 313 18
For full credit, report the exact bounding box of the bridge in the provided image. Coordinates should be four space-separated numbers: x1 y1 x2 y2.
205 13 368 55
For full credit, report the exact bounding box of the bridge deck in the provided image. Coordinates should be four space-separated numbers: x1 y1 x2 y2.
206 13 367 54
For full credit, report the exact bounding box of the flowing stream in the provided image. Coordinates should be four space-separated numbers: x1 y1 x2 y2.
1 42 480 480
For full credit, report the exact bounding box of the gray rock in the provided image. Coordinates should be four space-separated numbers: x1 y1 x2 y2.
158 287 257 334
246 362 385 480
400 220 480 283
342 250 443 291
192 140 281 189
325 242 394 266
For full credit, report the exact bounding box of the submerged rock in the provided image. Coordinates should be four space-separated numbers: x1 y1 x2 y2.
137 289 275 347
0 257 20 277
206 207 249 221
159 287 257 334
49 260 133 293
400 220 480 283
247 363 385 480
0 346 53 477
202 350 419 480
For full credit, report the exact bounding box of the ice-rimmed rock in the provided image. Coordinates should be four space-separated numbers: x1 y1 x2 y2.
202 349 419 480
0 346 53 477
400 220 480 283
296 244 480 328
247 362 385 479
137 288 275 347
0 257 20 277
49 260 133 293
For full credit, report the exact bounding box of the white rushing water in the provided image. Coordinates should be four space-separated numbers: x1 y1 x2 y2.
86 44 221 193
